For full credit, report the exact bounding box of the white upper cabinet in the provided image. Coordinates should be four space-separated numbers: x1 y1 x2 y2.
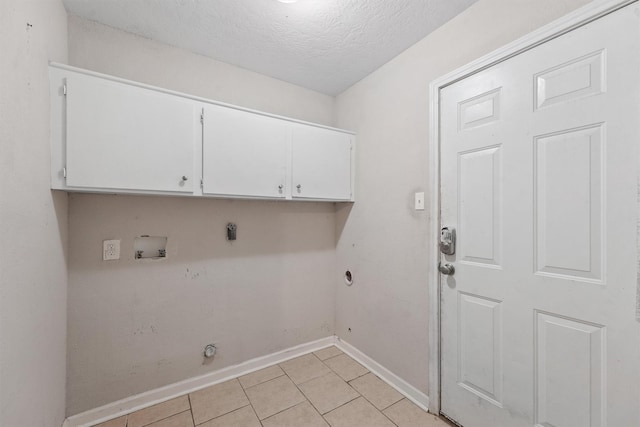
291 125 352 200
202 105 288 198
50 64 354 202
65 75 198 193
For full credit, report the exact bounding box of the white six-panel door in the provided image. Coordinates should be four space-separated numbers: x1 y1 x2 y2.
439 4 640 426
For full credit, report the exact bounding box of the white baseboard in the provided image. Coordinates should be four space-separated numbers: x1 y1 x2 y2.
63 335 431 427
64 336 336 427
334 338 430 412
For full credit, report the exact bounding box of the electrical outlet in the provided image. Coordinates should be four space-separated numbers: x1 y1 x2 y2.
103 239 120 261
415 192 425 210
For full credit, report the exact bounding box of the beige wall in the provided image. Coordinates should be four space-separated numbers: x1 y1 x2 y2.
65 0 598 415
65 18 338 415
0 0 69 426
67 16 335 127
334 0 592 397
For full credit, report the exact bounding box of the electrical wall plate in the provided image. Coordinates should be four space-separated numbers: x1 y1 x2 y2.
415 192 425 210
103 239 120 261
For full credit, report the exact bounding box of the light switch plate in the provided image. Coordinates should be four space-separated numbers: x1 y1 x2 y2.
103 239 120 261
415 192 425 210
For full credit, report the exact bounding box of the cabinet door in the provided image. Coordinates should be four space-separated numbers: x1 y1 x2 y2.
202 105 288 198
291 125 352 200
66 76 197 193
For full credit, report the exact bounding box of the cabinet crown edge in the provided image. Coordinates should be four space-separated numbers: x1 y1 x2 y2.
48 62 355 135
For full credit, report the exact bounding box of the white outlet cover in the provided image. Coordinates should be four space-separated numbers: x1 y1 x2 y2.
103 239 120 261
415 192 425 211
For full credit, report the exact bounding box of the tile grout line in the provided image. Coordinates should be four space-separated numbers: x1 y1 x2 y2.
236 374 278 427
317 352 400 427
190 380 254 426
301 374 361 416
348 372 405 412
314 348 344 363
240 372 286 391
196 405 255 427
351 372 406 425
322 351 372 384
260 351 341 424
329 350 419 425
349 394 400 427
309 350 367 424
237 377 263 426
96 347 416 427
186 394 197 427
260 401 317 426
269 359 317 420
320 352 344 364
321 394 400 427
240 368 299 423
346 369 372 383
306 351 359 418
130 409 193 427
294 372 359 420
124 347 334 427
320 396 362 419
344 371 404 426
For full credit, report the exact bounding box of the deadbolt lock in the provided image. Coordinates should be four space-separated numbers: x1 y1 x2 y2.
440 227 456 255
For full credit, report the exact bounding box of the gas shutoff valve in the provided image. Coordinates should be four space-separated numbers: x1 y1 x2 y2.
227 223 237 241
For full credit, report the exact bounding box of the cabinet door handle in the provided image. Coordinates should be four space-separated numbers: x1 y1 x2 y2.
296 184 302 190
182 176 188 181
278 185 284 190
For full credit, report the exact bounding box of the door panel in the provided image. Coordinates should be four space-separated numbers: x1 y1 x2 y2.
534 311 605 427
458 292 503 406
458 88 502 130
534 50 605 110
534 125 603 282
458 145 502 267
291 125 352 200
202 105 288 198
66 76 197 193
440 4 640 427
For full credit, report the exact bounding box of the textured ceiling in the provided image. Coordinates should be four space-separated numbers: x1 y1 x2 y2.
62 0 478 95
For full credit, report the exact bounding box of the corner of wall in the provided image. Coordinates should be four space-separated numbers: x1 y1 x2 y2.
0 1 69 426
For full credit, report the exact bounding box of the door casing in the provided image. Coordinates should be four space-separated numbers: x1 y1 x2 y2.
427 0 638 416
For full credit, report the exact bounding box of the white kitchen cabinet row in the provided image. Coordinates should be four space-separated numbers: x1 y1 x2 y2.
49 64 355 201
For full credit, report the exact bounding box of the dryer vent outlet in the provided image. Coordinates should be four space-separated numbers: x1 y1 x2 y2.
204 344 217 358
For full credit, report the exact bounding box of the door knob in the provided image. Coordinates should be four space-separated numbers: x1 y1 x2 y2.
438 262 455 275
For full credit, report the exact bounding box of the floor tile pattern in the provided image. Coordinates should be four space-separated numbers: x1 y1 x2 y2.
92 347 448 427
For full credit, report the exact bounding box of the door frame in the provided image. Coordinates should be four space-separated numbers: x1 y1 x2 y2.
427 0 636 416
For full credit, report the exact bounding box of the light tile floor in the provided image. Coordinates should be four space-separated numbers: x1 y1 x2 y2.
92 347 451 427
